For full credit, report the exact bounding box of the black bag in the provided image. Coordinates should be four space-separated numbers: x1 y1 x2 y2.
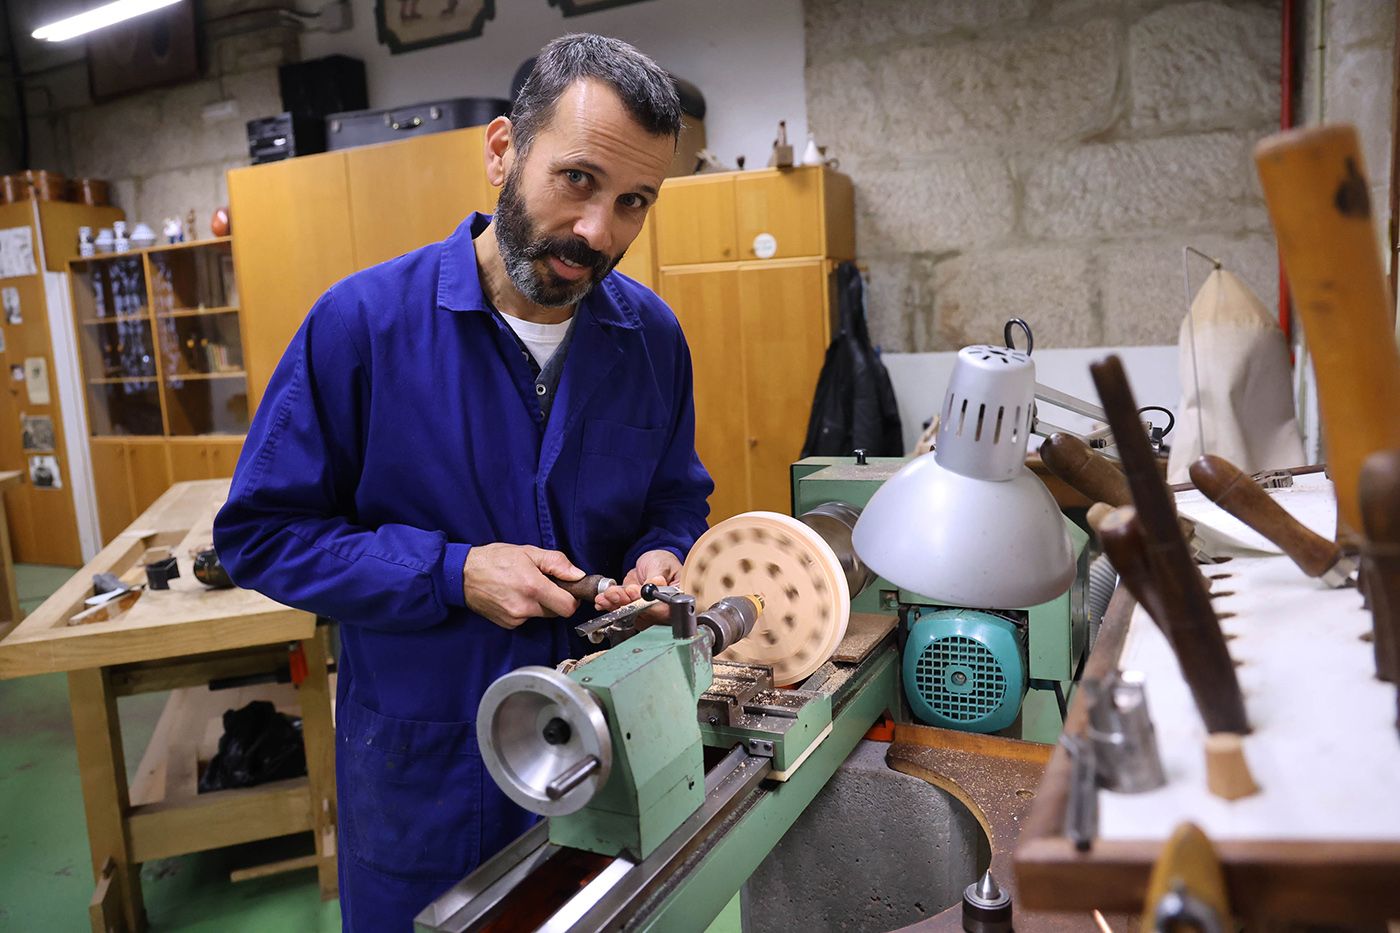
801 262 904 458
197 700 307 793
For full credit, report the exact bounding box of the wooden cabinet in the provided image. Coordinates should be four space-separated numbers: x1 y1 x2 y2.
229 151 356 412
654 167 854 267
231 127 500 411
0 199 123 566
168 437 244 482
346 127 496 269
613 215 657 290
738 261 833 512
659 266 748 522
88 439 170 542
654 175 738 265
661 261 835 522
654 166 853 524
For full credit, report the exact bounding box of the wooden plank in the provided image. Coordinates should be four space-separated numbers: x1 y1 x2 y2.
229 853 319 884
88 857 122 933
69 668 146 932
296 625 339 898
831 612 897 665
128 778 314 863
111 645 289 697
0 472 23 640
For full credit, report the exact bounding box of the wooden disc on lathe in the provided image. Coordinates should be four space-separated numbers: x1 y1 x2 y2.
681 511 850 686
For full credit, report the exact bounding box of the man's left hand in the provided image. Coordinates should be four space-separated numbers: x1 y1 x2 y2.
594 549 682 623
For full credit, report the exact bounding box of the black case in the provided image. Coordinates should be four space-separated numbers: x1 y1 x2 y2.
325 98 511 151
247 113 326 164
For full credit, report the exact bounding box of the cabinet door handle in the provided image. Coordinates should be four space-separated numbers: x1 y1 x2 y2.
748 437 758 448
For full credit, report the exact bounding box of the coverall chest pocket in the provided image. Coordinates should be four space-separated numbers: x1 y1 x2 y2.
338 698 483 881
575 419 666 545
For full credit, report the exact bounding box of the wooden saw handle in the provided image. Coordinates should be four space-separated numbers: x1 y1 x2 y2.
1254 124 1400 543
1189 454 1343 578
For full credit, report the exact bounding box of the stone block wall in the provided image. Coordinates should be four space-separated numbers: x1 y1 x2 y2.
805 0 1285 352
24 3 298 233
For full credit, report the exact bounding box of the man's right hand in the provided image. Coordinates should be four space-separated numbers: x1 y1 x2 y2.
463 544 584 629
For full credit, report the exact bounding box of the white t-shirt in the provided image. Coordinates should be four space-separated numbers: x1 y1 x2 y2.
500 313 573 369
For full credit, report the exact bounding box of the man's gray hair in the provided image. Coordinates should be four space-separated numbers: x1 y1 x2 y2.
510 34 682 154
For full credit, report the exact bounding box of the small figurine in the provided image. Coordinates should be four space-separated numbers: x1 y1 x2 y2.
185 209 196 243
162 217 183 244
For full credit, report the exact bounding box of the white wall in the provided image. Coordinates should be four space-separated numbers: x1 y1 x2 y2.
301 0 809 169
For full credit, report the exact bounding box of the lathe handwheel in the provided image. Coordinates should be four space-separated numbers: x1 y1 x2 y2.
477 666 612 817
681 511 851 686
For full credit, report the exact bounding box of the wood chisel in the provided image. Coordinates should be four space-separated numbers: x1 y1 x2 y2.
546 573 616 602
1042 432 1214 563
573 585 679 644
1189 454 1357 587
1091 355 1248 735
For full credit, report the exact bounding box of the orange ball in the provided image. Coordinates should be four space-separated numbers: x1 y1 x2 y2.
210 206 231 238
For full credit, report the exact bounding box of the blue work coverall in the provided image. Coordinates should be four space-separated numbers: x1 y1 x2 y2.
213 213 712 930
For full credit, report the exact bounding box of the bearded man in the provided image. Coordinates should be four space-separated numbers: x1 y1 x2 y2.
213 33 711 931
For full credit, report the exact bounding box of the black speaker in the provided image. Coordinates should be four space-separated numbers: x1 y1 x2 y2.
278 55 368 119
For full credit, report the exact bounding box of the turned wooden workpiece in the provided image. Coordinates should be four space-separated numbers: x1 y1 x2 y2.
1204 733 1261 802
1091 355 1248 735
1255 125 1400 545
1359 451 1400 696
1189 454 1348 581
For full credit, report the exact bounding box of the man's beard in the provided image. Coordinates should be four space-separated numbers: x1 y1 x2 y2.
493 167 624 308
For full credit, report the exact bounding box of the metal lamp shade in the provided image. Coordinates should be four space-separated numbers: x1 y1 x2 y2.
852 345 1076 609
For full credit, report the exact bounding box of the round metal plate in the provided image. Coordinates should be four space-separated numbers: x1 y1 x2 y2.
681 511 850 686
476 666 612 816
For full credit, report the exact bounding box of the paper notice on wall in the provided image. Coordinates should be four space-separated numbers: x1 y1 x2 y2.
28 454 60 489
24 356 49 405
0 227 37 279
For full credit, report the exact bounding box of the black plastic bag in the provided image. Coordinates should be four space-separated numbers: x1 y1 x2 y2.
197 700 307 793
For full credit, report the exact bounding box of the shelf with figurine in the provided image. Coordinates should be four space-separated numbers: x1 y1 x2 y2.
67 207 246 440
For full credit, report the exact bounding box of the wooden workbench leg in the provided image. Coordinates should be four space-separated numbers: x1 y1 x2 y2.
69 668 146 933
0 494 21 641
298 627 338 899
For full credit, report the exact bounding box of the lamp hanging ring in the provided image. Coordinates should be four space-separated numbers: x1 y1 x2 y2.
1004 318 1034 355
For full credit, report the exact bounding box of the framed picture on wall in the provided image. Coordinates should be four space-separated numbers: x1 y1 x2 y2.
376 0 495 54
548 0 655 15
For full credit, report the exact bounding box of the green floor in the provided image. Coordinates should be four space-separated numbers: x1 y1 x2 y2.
0 564 341 931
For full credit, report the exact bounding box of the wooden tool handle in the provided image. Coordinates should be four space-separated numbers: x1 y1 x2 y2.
1092 355 1248 734
548 573 614 601
1189 454 1343 577
1041 433 1133 507
1255 125 1400 542
1093 505 1175 647
1359 450 1400 686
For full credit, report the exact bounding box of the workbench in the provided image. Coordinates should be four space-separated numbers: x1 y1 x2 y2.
0 479 336 933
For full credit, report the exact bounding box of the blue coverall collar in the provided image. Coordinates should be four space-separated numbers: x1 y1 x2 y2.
438 212 641 330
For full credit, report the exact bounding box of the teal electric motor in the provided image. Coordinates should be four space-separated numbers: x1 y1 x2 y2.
903 607 1027 734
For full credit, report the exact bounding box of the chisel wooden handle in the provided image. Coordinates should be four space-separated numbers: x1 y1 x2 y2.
1092 355 1248 734
1046 432 1200 552
1359 450 1400 687
1255 125 1400 543
1189 454 1344 579
1042 433 1133 507
548 573 616 601
1093 505 1175 648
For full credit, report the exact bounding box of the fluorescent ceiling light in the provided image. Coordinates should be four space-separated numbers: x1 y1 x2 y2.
32 0 181 42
